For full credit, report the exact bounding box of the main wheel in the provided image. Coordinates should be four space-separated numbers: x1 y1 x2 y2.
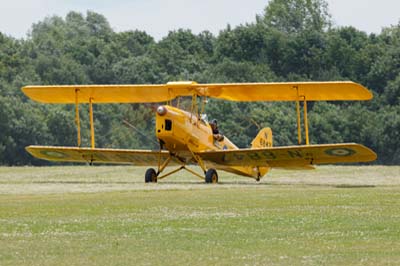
145 168 157 183
205 169 218 183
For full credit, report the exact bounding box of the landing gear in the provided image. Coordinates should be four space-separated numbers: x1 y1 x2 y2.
205 168 218 183
144 151 218 183
145 168 157 183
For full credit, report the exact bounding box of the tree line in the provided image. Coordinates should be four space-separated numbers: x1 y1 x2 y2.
0 0 399 165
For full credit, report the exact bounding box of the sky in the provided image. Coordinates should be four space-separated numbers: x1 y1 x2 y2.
0 0 399 40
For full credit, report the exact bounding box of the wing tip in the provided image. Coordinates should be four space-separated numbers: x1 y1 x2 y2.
342 143 377 162
353 82 374 100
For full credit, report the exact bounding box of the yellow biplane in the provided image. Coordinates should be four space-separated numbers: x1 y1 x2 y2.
22 81 377 183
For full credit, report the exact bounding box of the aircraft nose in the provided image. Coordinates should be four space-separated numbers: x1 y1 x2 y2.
156 105 167 116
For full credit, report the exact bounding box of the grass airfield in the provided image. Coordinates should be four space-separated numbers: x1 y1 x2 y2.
0 165 399 265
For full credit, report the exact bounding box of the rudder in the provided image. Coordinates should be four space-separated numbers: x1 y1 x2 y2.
251 127 273 148
251 127 273 178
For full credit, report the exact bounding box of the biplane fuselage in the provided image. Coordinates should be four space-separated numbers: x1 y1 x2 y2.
155 105 267 177
156 105 235 155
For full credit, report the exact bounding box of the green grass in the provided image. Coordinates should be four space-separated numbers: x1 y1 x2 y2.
0 165 399 265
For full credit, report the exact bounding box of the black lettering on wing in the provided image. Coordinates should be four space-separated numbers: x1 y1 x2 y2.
288 150 303 158
261 150 276 160
232 153 245 161
248 152 262 161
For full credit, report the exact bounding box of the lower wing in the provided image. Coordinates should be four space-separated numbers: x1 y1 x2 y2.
197 143 377 169
26 145 177 166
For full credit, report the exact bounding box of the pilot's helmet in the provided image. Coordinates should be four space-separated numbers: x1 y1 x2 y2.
211 119 218 125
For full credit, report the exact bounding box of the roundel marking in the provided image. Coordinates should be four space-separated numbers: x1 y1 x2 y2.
40 150 69 159
325 148 355 157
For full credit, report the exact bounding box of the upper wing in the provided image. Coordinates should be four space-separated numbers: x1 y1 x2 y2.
26 145 178 166
22 81 372 104
196 81 372 101
196 143 377 169
22 84 178 104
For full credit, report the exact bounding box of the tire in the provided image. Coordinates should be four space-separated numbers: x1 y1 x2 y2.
205 169 218 183
145 168 157 183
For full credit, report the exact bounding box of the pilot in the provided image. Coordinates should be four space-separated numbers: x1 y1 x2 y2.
210 119 224 141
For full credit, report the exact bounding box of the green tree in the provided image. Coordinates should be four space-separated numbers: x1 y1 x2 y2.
260 0 331 34
200 58 276 82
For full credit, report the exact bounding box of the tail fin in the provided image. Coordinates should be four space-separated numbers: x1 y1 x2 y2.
251 127 273 178
251 127 273 149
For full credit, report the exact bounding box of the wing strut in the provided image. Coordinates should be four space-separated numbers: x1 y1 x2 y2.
295 86 310 145
303 96 309 145
295 86 302 145
74 89 96 149
89 97 95 148
75 88 81 147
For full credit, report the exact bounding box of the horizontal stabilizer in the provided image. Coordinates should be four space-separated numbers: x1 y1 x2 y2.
26 146 177 166
197 143 377 168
